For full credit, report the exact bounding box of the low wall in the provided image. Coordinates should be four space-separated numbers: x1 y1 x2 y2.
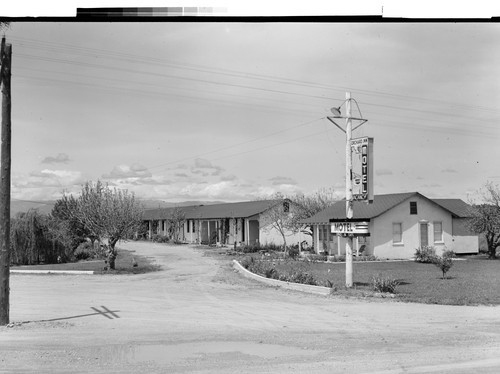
232 260 331 296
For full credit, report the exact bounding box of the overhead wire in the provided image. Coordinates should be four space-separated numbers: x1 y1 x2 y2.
10 35 500 115
8 35 500 195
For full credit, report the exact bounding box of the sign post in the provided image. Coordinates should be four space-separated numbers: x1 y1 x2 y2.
327 92 372 288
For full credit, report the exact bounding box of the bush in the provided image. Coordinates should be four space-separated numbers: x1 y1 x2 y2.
74 242 93 261
239 255 254 269
355 255 378 262
372 273 400 293
246 259 319 286
287 246 300 259
10 210 71 265
304 254 328 262
434 251 455 279
241 243 261 253
415 246 438 263
442 249 455 259
151 234 169 243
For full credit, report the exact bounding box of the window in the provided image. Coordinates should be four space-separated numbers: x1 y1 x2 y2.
318 225 323 241
283 201 290 213
187 220 191 233
410 201 417 215
433 221 443 243
393 223 403 244
192 220 195 233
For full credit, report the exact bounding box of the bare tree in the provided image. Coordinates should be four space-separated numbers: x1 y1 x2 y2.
261 193 299 254
290 188 339 239
468 182 500 259
167 207 186 243
61 181 144 269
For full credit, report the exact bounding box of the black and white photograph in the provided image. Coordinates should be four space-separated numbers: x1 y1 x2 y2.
0 3 500 373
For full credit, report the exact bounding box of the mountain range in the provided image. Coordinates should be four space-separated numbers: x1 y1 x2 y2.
10 199 227 217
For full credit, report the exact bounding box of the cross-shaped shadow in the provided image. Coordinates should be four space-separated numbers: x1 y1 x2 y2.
14 306 120 325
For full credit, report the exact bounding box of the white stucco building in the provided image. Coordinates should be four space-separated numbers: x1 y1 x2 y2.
302 192 478 259
143 199 309 248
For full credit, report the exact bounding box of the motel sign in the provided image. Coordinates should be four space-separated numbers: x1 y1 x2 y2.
351 137 374 203
330 220 370 236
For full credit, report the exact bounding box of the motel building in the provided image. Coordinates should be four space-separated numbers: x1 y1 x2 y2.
302 192 479 259
142 199 309 248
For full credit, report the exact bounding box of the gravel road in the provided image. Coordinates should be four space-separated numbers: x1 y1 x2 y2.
1 241 499 373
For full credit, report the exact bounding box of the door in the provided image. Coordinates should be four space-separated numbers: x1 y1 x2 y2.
420 222 429 247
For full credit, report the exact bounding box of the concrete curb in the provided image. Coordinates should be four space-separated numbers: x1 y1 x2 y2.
10 270 95 275
232 260 331 296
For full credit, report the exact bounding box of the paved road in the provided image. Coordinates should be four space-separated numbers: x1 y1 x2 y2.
1 241 500 373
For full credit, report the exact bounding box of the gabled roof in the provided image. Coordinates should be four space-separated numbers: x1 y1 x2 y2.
143 199 281 220
431 199 473 218
301 192 473 224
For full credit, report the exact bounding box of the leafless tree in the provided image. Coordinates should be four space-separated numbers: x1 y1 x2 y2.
167 207 186 243
62 180 144 269
468 182 500 259
261 193 298 254
290 188 339 238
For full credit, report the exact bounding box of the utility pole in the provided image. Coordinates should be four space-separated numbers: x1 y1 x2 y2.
327 92 369 289
344 92 354 288
0 36 12 325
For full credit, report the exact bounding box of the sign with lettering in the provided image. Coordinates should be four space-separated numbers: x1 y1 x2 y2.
351 137 374 203
330 221 370 235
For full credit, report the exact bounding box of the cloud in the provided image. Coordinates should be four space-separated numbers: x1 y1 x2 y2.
421 183 442 188
102 164 152 179
41 153 70 164
376 168 393 176
191 158 224 176
442 168 458 173
220 174 237 182
12 168 87 200
175 172 189 178
269 176 297 186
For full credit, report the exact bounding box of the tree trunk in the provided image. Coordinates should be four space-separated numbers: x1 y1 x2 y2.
488 246 497 259
107 238 119 270
281 233 288 256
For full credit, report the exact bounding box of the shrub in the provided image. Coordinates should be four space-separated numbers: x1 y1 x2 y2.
372 273 399 293
287 246 300 259
246 259 319 286
241 243 261 253
442 249 455 259
74 242 93 261
434 252 454 279
415 246 438 263
305 254 328 262
355 255 378 262
334 255 346 262
151 234 169 243
239 255 254 269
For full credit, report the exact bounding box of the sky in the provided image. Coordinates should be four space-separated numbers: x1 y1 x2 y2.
1 18 500 204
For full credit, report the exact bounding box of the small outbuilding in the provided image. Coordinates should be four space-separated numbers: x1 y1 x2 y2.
301 192 478 259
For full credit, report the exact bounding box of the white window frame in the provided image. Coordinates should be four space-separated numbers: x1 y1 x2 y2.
392 222 403 245
433 221 443 243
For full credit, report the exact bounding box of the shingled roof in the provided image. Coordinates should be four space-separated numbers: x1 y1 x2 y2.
301 192 473 224
143 199 280 220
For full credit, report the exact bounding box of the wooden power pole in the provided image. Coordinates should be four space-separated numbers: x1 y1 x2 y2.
0 36 12 325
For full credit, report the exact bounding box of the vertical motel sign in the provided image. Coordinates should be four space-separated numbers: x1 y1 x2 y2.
351 137 374 203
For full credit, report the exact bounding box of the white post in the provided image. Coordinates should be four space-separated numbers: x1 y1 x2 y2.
345 92 354 288
314 225 320 254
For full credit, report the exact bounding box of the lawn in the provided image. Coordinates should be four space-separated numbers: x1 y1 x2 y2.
254 256 500 305
11 248 161 274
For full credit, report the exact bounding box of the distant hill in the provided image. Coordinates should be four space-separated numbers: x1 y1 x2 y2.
11 200 55 217
140 200 227 210
10 199 227 217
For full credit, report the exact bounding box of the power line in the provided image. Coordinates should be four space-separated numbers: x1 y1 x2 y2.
11 35 500 115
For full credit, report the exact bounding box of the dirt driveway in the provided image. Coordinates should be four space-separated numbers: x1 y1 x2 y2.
1 241 500 373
